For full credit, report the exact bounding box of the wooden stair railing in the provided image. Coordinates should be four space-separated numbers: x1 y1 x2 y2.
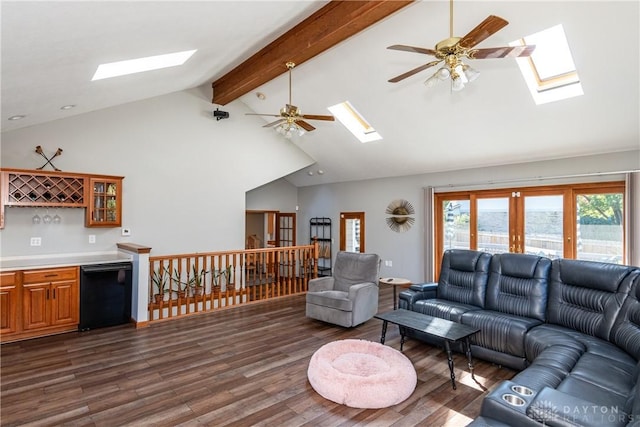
148 243 318 322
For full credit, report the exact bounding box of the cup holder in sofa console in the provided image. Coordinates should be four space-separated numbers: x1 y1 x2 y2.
501 394 526 406
511 385 534 396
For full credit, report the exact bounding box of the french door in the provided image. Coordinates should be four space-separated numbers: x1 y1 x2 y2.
434 182 624 277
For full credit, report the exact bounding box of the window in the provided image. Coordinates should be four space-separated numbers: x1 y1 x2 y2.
92 50 197 81
576 189 624 263
434 182 625 276
511 24 583 105
328 101 382 143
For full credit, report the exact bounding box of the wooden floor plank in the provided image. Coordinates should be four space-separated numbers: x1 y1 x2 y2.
1 287 515 426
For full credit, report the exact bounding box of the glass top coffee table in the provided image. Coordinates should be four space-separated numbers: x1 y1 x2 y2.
374 309 480 390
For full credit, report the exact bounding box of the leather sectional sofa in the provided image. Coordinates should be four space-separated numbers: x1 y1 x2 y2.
398 249 640 427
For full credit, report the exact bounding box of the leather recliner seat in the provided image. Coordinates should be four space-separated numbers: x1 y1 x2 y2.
399 250 640 427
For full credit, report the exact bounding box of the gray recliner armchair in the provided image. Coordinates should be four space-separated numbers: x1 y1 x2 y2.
305 251 381 327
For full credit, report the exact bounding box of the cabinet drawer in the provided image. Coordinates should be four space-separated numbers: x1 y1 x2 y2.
23 267 77 284
0 272 17 286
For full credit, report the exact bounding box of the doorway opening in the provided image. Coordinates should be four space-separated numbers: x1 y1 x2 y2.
340 212 365 252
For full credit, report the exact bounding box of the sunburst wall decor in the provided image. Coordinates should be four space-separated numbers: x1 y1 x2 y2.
385 199 415 233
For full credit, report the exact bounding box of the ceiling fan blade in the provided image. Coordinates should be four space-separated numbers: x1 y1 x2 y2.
296 120 316 132
301 114 335 121
263 119 287 128
388 60 442 83
246 113 282 118
470 45 536 59
458 15 509 49
387 44 437 56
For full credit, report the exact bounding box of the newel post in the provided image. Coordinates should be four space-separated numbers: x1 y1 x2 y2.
117 243 152 327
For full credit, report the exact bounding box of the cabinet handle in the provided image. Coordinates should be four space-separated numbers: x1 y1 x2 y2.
46 289 50 299
53 289 56 299
44 274 58 278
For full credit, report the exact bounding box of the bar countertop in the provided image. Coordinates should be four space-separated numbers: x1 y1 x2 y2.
0 252 132 272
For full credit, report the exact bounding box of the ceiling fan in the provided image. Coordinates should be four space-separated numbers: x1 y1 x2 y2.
387 0 535 90
246 62 334 138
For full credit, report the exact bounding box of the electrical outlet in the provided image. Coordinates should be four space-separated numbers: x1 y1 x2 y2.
89 235 96 244
30 237 41 246
385 260 392 267
121 228 131 236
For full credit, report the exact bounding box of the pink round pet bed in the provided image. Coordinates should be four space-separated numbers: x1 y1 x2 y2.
307 339 417 408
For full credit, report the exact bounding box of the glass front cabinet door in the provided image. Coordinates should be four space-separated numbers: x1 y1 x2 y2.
86 177 123 227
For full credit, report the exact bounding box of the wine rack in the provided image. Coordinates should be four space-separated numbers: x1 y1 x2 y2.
5 172 85 207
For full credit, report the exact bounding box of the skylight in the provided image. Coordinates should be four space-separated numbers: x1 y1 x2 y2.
328 101 382 143
91 50 197 81
510 24 583 105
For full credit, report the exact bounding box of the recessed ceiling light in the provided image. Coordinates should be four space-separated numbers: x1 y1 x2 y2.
8 115 25 121
256 92 266 100
91 49 197 81
60 105 76 110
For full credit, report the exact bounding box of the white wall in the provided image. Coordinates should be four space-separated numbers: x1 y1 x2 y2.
246 178 299 212
1 88 314 257
297 150 640 284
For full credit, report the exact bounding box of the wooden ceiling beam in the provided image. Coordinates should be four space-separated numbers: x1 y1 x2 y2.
211 0 413 105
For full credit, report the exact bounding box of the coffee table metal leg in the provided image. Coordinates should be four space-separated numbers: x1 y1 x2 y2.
443 340 456 390
399 326 405 351
380 321 388 344
465 337 475 378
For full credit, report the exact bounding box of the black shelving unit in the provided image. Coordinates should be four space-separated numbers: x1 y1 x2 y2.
310 217 332 276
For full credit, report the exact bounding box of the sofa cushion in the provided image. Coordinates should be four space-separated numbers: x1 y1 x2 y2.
485 253 551 321
332 251 380 292
511 345 583 390
437 249 492 308
547 259 637 340
412 298 481 323
462 310 541 358
527 324 636 362
566 352 636 399
306 290 352 311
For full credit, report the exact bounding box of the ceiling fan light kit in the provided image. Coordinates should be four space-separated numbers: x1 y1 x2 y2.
388 0 535 92
245 61 334 139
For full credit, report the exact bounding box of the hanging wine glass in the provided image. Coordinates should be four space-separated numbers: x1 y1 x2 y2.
43 209 52 224
32 209 41 224
53 209 61 224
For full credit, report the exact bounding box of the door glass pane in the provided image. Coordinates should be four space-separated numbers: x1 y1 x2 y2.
345 219 360 252
576 193 624 263
443 200 470 250
524 195 563 259
477 198 509 254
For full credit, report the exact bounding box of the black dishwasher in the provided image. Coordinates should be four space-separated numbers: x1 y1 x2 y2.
79 262 132 331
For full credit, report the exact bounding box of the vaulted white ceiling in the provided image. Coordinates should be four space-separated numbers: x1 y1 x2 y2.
2 1 638 187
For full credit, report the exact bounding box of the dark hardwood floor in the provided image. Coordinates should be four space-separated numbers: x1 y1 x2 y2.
1 286 515 426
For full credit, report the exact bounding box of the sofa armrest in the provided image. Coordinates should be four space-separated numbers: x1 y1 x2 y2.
348 282 377 300
527 387 628 427
398 282 438 310
308 276 335 292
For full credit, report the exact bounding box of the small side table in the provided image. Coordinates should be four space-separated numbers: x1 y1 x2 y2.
379 277 412 310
